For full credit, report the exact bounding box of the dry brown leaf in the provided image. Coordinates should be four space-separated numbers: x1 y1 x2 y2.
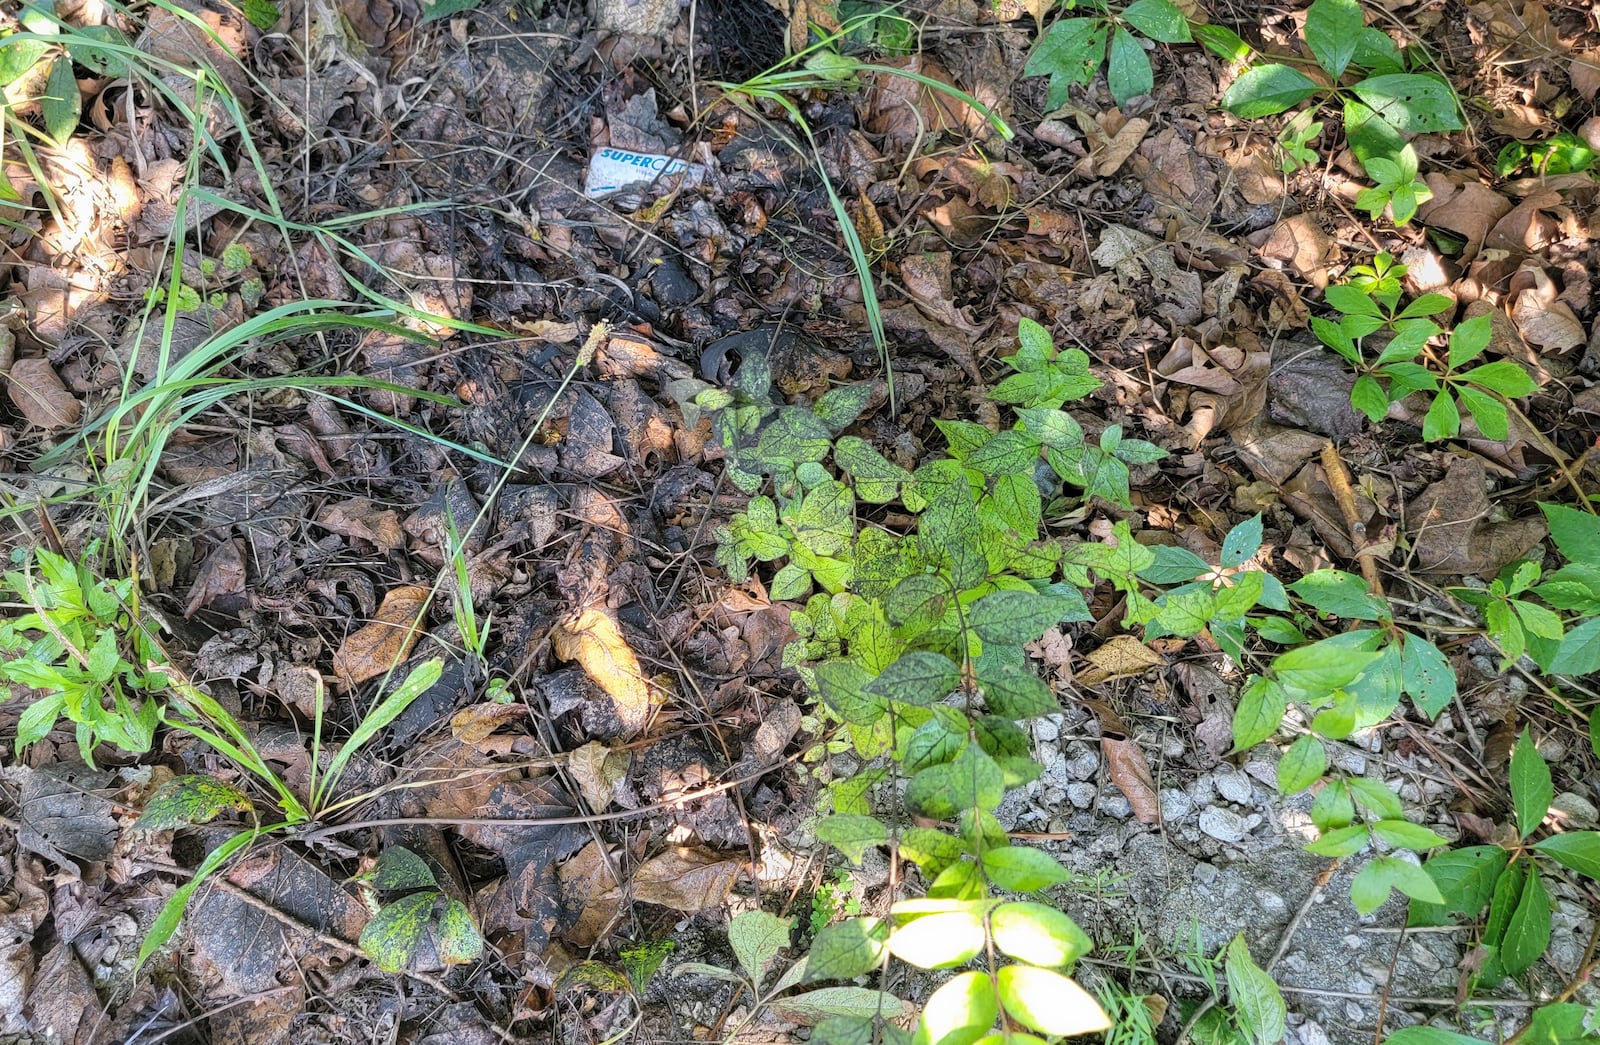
6 358 82 429
1077 635 1166 687
1102 737 1160 824
1248 214 1336 289
1416 176 1512 265
566 740 630 812
1406 457 1547 576
318 499 406 552
1572 50 1600 101
331 584 429 686
450 703 527 744
184 537 246 618
559 841 624 948
551 607 654 737
1092 117 1150 177
630 847 741 911
1509 263 1585 351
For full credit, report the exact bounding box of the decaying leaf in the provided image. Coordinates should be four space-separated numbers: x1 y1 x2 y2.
6 357 82 429
332 584 429 686
630 847 741 912
1102 737 1160 824
551 607 655 737
566 740 630 812
1077 635 1166 687
1405 456 1546 576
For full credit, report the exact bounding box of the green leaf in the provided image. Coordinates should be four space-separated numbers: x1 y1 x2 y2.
981 845 1073 891
1548 616 1600 676
904 712 967 774
138 828 256 969
1303 0 1365 78
968 590 1058 645
1195 23 1250 61
368 846 438 890
729 909 793 984
320 658 442 806
1456 383 1511 440
966 430 1041 477
41 53 79 147
1385 1029 1492 1045
1533 832 1600 881
920 971 997 1044
1446 314 1493 367
1107 26 1152 104
1542 502 1600 566
1222 64 1321 118
835 437 911 504
1521 1004 1600 1045
816 659 888 726
887 910 986 969
1400 634 1456 718
14 691 65 750
806 918 889 981
360 892 436 973
1232 675 1287 750
1421 389 1461 441
1273 638 1379 702
866 652 960 706
1277 735 1327 793
241 0 280 29
898 828 966 877
1023 18 1108 110
757 407 834 465
1351 73 1463 133
1410 846 1508 925
1139 545 1212 584
1398 293 1455 320
1372 819 1449 850
885 574 951 633
0 37 53 86
137 774 253 830
1225 934 1286 1045
1305 824 1369 857
1500 869 1551 977
813 383 874 434
976 657 1055 719
1461 359 1537 398
1221 515 1263 568
990 901 1092 967
772 987 908 1026
995 965 1110 1037
1511 729 1553 838
1289 570 1390 620
1351 857 1445 915
435 897 482 965
816 814 889 865
1349 777 1405 820
1122 0 1191 42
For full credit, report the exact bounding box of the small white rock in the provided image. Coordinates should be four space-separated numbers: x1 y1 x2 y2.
1214 765 1254 804
1199 806 1248 843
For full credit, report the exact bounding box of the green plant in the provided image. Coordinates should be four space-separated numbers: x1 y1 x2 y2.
809 868 862 934
1216 0 1463 224
1024 0 1194 107
1311 252 1539 439
352 846 484 973
1495 132 1597 178
0 546 165 762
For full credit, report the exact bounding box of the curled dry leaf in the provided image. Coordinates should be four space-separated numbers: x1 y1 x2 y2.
551 607 655 737
1405 456 1547 576
566 739 630 812
6 358 82 429
1508 262 1585 351
331 584 429 686
1248 214 1336 289
1417 176 1512 264
1102 737 1160 824
1155 334 1270 447
1077 635 1166 687
630 847 741 912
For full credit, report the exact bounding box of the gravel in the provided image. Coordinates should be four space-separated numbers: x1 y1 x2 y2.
1199 806 1249 843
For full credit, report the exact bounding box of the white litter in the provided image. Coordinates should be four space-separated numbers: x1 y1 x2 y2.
584 146 692 199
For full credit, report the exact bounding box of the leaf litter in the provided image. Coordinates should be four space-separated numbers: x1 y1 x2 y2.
0 0 1597 1040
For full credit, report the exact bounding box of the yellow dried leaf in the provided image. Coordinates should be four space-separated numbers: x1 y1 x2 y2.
1076 634 1166 687
567 740 630 812
552 608 653 735
332 584 429 686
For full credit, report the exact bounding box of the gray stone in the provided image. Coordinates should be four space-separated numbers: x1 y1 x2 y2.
1064 743 1099 781
1243 759 1279 789
1330 749 1367 775
1553 790 1599 826
1214 765 1254 804
1100 791 1133 820
1160 788 1194 821
1034 714 1063 743
1067 782 1096 809
1187 772 1217 804
1193 861 1220 885
1199 807 1248 843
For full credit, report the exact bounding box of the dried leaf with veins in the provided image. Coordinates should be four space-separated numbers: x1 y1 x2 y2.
552 607 655 736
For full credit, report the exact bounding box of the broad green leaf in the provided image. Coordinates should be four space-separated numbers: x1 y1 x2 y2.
41 54 79 147
806 918 889 981
1305 824 1369 857
1311 780 1354 832
903 713 968 774
976 658 1055 719
1277 735 1327 793
920 971 997 1042
1272 638 1378 702
1549 616 1600 676
1107 25 1152 104
436 898 483 965
816 659 888 726
360 891 436 973
1139 545 1212 584
969 590 1058 645
817 814 889 865
1304 0 1364 77
835 436 911 503
1023 18 1108 110
757 407 834 464
866 651 960 706
1482 858 1526 952
1253 616 1306 645
1194 23 1250 61
1409 846 1508 925
966 430 1041 477
1351 73 1463 133
1447 313 1493 368
368 846 438 890
15 692 66 749
1232 675 1287 750
1521 1004 1599 1045
1290 569 1390 620
1348 777 1404 820
1541 503 1600 566
1352 857 1445 914
1398 293 1455 320
986 473 1043 537
1344 98 1408 166
990 902 1092 967
981 845 1073 891
995 965 1110 1037
772 987 909 1026
1456 385 1508 440
1400 634 1456 718
933 421 994 461
1421 390 1460 441
1511 730 1553 838
1500 869 1551 977
1221 515 1263 568
1015 408 1084 450
242 0 280 29
1225 934 1286 1045
813 383 874 434
886 910 986 969
1461 360 1537 398
1372 819 1449 851
1533 832 1600 881
885 574 951 632
0 37 53 86
1122 0 1190 42
898 828 966 877
1222 64 1321 118
729 909 794 984
1385 1029 1492 1045
137 774 253 830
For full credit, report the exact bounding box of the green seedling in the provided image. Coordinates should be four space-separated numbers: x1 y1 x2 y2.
352 846 484 973
808 868 862 934
1495 132 1597 178
1025 0 1195 107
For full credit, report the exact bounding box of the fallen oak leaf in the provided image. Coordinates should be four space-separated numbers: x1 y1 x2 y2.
332 584 429 686
1103 737 1160 824
551 607 655 737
